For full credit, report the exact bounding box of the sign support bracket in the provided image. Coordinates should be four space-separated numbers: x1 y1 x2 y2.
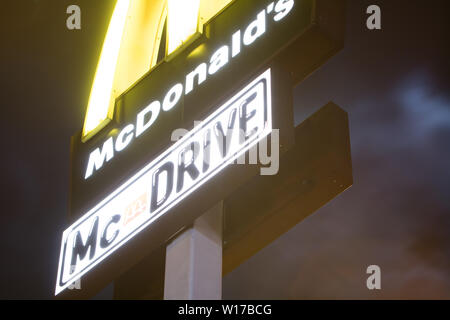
164 201 223 300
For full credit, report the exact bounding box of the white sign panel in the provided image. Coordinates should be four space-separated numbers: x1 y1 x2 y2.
56 69 272 295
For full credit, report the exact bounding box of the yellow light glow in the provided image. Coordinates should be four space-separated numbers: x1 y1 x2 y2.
82 0 131 139
112 0 168 96
199 0 233 28
82 0 233 141
167 0 201 54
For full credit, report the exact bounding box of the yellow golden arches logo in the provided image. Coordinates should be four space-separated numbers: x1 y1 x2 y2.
82 0 233 141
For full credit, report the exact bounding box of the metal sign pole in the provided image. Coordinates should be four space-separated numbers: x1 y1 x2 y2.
164 202 223 300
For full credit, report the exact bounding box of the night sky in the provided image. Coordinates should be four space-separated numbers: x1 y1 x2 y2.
1 0 449 299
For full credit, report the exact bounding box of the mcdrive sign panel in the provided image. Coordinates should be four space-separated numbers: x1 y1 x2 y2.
56 69 272 295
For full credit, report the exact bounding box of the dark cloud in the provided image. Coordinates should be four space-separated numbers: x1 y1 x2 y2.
1 0 449 299
224 0 450 299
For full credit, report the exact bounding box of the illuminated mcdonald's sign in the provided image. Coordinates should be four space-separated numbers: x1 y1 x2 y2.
58 0 347 298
